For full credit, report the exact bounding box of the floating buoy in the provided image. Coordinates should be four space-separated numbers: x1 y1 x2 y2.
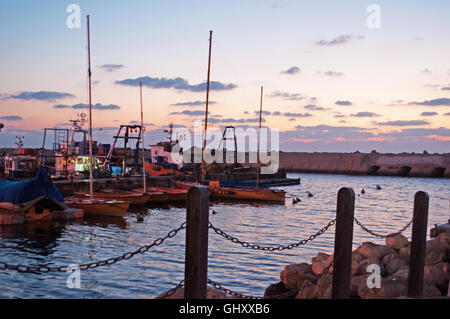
212 210 218 215
376 185 381 190
361 189 366 194
306 191 314 198
137 215 144 222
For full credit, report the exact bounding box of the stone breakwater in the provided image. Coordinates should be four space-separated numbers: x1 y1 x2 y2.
265 231 450 299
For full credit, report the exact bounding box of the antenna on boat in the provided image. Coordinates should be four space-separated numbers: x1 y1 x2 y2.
256 86 263 188
201 30 213 183
87 14 94 199
139 81 147 193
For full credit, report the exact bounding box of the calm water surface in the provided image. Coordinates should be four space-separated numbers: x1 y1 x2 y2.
0 173 449 298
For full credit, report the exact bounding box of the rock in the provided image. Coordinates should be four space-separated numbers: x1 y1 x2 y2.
311 252 329 264
425 250 447 265
350 275 369 298
385 258 408 276
296 283 319 299
381 252 399 266
424 262 450 287
280 263 314 290
312 254 333 275
359 277 406 299
391 266 409 281
156 287 237 299
399 244 411 258
438 231 450 244
425 238 448 255
264 281 289 298
357 242 394 259
385 234 409 250
355 257 380 276
423 283 443 298
352 251 366 263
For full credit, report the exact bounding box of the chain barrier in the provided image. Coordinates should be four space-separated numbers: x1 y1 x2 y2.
208 219 336 251
354 217 412 239
207 278 263 299
158 279 185 299
0 222 186 274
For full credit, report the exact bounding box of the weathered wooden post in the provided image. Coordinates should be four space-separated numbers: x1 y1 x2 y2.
184 186 209 299
332 187 355 299
407 191 429 298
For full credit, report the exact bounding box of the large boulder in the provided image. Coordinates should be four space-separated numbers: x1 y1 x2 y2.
385 257 409 276
357 242 394 259
385 234 409 250
311 253 333 275
264 281 290 298
280 263 314 290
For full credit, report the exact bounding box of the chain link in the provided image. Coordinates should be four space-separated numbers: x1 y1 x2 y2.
207 278 263 299
158 279 185 299
208 219 336 251
0 222 186 274
354 217 412 239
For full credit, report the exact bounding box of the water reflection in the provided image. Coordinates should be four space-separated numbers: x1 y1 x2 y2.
0 173 448 298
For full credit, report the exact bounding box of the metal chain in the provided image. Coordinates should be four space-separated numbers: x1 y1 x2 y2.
354 217 412 239
0 222 186 274
207 278 262 299
208 219 336 251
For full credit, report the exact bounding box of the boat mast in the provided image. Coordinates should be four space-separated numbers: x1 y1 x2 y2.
256 86 263 188
201 30 213 183
139 81 147 193
87 15 93 199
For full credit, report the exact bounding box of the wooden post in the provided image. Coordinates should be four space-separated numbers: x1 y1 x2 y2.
332 187 355 299
184 186 209 299
407 191 429 298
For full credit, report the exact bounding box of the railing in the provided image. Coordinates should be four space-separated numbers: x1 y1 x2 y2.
0 186 431 299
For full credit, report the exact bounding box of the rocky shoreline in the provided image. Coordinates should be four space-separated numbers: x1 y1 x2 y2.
157 231 449 299
265 231 450 299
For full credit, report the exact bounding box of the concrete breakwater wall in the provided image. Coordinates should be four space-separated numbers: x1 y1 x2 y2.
279 152 450 178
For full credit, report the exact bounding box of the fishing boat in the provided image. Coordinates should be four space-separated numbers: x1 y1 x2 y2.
178 32 285 204
173 180 285 203
65 197 129 217
73 190 151 205
133 186 188 203
0 168 68 221
64 15 129 218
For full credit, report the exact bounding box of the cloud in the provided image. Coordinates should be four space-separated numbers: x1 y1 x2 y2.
254 110 271 116
0 115 23 121
408 98 450 106
444 112 450 116
267 90 304 101
7 91 74 101
420 111 438 116
208 117 267 124
171 100 217 106
283 112 312 118
334 114 346 118
321 70 345 77
303 105 325 111
441 87 450 91
98 64 125 72
335 100 353 106
116 76 237 92
350 112 380 118
281 66 301 75
315 34 364 46
376 120 429 126
53 103 121 110
420 69 432 74
170 110 207 116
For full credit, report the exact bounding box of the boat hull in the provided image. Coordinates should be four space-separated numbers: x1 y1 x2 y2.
133 187 188 203
73 191 151 205
65 198 129 217
173 181 285 203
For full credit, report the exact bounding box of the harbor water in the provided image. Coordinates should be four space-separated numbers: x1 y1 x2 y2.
0 173 449 298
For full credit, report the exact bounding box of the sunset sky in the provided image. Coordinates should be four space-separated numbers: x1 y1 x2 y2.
0 0 449 153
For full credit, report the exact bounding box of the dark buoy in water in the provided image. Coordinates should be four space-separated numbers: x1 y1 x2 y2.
292 197 301 204
376 185 381 190
361 189 366 194
212 210 218 215
137 215 144 223
306 191 313 198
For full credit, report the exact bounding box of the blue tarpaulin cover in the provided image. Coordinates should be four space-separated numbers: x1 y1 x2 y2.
0 168 64 205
